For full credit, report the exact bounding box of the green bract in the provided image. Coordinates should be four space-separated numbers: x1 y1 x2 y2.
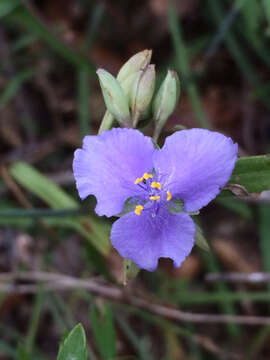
96 69 130 126
130 64 156 126
117 49 152 83
153 70 180 140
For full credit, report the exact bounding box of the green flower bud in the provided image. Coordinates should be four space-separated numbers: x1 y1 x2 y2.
96 69 131 126
120 72 138 98
152 70 180 140
130 64 156 126
117 49 152 84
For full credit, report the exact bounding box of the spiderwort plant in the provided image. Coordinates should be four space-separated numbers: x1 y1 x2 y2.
73 128 238 271
73 50 238 271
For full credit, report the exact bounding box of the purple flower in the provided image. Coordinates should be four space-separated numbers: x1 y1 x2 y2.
73 128 238 271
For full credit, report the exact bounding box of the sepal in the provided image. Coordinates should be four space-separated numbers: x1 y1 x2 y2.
96 69 131 126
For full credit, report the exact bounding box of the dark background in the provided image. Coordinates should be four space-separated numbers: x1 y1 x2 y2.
1 0 270 359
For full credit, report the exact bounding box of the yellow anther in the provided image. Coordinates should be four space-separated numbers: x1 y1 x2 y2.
134 177 143 184
167 190 172 202
134 204 144 215
150 195 160 201
143 173 153 180
151 182 161 190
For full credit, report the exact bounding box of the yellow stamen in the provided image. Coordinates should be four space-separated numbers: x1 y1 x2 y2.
143 173 153 180
151 182 161 190
167 190 172 202
134 204 144 215
134 177 143 184
150 195 160 201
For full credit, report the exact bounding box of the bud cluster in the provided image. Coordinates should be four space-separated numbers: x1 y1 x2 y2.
96 50 180 138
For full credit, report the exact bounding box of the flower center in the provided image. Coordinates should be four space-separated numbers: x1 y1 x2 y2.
133 172 172 215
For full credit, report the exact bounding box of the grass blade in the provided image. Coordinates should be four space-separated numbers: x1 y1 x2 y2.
9 161 110 255
167 3 210 129
6 6 95 74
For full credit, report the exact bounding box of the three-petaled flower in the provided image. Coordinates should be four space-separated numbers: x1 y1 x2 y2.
73 128 238 271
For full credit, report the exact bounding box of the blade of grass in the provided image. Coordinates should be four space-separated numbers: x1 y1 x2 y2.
77 67 90 137
263 0 270 28
248 204 270 359
116 304 204 353
85 3 104 51
0 208 86 218
90 305 116 360
116 314 154 360
167 3 210 129
240 0 261 41
258 204 270 274
11 33 38 52
246 325 270 360
5 6 95 74
204 0 247 58
0 69 35 110
207 0 270 109
25 286 44 354
9 161 110 255
0 0 20 18
236 1 270 69
163 290 270 304
77 3 104 137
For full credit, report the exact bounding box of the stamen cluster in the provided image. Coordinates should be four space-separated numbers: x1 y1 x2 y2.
134 173 172 216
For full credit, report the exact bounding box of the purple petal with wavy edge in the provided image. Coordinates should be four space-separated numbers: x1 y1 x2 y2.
153 128 238 212
73 128 155 217
111 206 195 271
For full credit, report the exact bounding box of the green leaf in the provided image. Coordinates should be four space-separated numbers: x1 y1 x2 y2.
241 0 262 40
10 161 77 209
9 161 110 255
123 258 140 285
17 344 31 360
57 324 87 360
194 226 210 252
0 0 20 18
228 155 270 193
90 305 116 360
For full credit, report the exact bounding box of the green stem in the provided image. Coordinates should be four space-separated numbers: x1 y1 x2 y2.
98 111 115 134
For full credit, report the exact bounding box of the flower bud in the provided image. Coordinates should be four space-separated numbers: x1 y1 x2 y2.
96 69 130 126
152 70 180 140
120 72 138 99
130 64 156 126
117 49 152 84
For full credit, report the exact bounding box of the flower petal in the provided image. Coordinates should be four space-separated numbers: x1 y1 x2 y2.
73 128 154 217
154 128 238 212
111 206 195 271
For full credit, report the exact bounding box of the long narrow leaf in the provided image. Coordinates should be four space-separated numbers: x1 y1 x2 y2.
9 161 110 255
